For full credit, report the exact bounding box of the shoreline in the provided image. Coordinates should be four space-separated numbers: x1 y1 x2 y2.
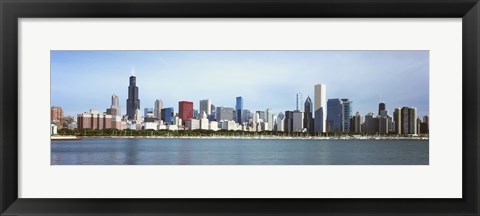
51 135 82 141
72 135 429 140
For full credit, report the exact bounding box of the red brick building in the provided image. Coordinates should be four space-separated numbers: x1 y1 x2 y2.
51 106 64 121
178 101 193 124
77 112 114 130
51 106 64 128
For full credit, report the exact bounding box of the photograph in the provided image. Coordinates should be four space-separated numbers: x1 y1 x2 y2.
50 50 429 165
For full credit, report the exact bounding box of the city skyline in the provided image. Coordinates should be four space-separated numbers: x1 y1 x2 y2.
51 51 429 117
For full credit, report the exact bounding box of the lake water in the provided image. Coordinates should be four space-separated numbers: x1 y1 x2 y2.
51 138 428 165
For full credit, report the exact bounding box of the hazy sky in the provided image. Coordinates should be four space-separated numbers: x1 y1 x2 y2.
51 50 429 117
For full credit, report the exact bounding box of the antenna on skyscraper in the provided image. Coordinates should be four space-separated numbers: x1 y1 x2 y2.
130 66 136 76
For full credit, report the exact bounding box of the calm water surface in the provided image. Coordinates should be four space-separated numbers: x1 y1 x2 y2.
51 138 429 165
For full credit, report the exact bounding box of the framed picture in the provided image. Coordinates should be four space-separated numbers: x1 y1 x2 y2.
50 50 430 166
1 0 479 215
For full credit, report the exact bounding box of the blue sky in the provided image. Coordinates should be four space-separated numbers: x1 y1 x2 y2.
51 50 429 118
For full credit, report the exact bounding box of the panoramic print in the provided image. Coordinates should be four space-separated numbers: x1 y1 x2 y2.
50 51 429 165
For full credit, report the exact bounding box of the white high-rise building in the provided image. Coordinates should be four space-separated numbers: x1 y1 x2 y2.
144 122 158 130
271 114 277 131
167 125 178 131
112 94 120 109
254 112 260 123
154 99 163 119
209 121 219 131
226 120 236 131
200 99 212 116
314 84 327 132
134 108 142 124
200 111 209 130
173 116 182 126
50 124 58 135
186 119 200 130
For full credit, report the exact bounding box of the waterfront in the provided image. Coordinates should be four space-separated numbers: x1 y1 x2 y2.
51 138 428 165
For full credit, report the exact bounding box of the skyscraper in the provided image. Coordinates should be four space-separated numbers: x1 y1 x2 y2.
253 112 260 123
401 107 417 134
378 102 386 115
161 107 174 125
193 109 200 119
266 109 272 124
200 111 209 130
144 108 153 117
126 75 140 120
341 98 352 133
107 94 121 116
416 117 422 135
393 108 402 134
216 107 235 122
272 114 277 131
378 116 389 134
112 94 119 108
292 110 304 132
420 115 429 134
236 96 243 123
378 102 388 117
304 97 313 132
242 109 251 123
314 84 326 133
112 94 121 115
210 104 216 121
154 99 163 119
256 111 266 121
364 112 377 134
179 101 194 123
134 108 142 124
327 98 343 133
388 115 394 133
350 112 362 133
423 115 429 124
285 111 294 132
276 112 285 132
296 93 303 111
200 99 212 116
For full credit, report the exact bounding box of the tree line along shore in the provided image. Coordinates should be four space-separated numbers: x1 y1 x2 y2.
54 129 429 140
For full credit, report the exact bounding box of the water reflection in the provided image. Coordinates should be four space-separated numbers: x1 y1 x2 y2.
51 139 429 165
125 138 140 165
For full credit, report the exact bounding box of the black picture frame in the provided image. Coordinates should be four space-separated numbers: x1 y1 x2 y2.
1 0 479 215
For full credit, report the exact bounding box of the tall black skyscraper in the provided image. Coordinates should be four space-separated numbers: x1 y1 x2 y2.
378 102 386 115
304 97 313 132
126 75 140 120
284 111 294 132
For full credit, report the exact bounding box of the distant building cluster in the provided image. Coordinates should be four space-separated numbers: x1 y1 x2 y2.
53 75 429 135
